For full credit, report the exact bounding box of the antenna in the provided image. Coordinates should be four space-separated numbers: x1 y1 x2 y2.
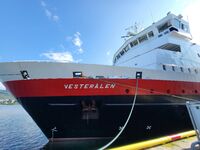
150 10 154 23
187 15 193 40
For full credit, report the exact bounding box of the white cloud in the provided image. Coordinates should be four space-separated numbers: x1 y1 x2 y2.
0 82 6 90
182 0 200 43
73 32 83 53
42 51 74 62
73 32 82 47
52 15 59 22
41 1 46 7
45 8 52 19
41 1 59 22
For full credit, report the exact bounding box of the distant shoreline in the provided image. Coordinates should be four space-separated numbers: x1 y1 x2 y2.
0 100 18 105
0 90 17 105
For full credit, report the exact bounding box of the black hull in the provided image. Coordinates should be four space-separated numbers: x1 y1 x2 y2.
18 95 194 147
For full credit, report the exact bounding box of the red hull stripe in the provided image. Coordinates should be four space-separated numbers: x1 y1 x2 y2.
4 78 200 98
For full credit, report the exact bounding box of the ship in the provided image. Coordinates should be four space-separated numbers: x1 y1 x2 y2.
0 13 199 148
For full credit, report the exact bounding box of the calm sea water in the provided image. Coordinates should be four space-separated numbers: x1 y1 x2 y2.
0 105 130 150
0 105 110 150
0 105 48 150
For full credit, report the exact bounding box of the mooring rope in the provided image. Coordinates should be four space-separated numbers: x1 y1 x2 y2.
98 78 139 150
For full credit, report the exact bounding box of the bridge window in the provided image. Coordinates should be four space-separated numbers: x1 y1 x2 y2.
124 45 129 52
116 54 120 59
157 21 171 33
130 40 138 47
148 31 154 38
181 23 188 32
173 19 180 29
114 58 117 63
120 50 125 56
138 35 148 43
159 43 181 52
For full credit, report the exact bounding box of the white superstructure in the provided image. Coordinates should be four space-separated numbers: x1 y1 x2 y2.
113 13 200 74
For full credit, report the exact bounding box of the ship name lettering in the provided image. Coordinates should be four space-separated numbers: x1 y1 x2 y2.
110 84 115 88
64 83 116 89
84 84 89 89
94 84 99 88
89 84 94 88
105 84 110 88
74 84 78 89
100 84 103 89
80 84 84 89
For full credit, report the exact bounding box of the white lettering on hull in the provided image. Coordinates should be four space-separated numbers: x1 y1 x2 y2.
64 83 116 89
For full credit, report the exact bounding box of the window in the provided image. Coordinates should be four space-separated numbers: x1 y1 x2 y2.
172 66 175 71
157 21 171 33
158 43 181 52
130 40 138 47
120 50 125 56
173 19 180 29
96 76 104 79
116 54 120 59
148 31 154 38
197 53 200 57
124 45 129 52
195 69 198 74
188 68 191 73
138 35 148 43
169 27 178 32
163 65 166 71
181 23 189 32
114 58 117 63
164 30 169 34
180 67 183 72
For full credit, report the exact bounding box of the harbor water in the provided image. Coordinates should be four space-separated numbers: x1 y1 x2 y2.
0 105 48 150
0 105 110 150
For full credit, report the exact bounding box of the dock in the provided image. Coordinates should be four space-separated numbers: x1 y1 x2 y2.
110 130 198 150
44 130 199 150
148 136 197 150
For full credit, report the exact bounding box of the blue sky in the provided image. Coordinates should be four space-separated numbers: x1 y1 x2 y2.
0 0 200 90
